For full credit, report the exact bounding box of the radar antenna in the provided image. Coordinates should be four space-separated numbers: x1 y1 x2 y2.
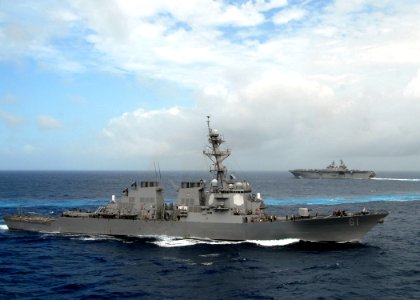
203 116 231 190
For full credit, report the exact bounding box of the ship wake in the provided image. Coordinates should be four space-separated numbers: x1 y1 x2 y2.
150 236 300 248
372 177 420 182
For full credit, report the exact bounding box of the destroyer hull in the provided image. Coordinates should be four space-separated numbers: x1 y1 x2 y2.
4 212 387 243
290 170 375 179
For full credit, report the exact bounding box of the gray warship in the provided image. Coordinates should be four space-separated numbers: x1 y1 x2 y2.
4 118 387 242
290 160 376 179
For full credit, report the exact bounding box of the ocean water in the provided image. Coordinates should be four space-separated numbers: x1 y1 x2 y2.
0 171 419 299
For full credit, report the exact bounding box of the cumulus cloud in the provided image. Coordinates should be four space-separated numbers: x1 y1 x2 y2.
100 61 420 170
2 1 420 170
103 107 201 154
89 0 420 170
37 115 63 130
97 72 332 168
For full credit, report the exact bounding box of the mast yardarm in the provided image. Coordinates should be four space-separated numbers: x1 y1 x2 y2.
203 116 231 190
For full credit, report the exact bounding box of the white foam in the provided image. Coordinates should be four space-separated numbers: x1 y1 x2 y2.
153 237 197 248
150 235 243 248
199 253 220 258
373 177 420 182
0 224 9 231
79 235 122 241
77 236 101 241
50 233 121 241
150 235 300 248
247 238 300 247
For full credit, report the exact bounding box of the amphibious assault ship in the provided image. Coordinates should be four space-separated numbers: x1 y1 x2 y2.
289 160 376 179
4 118 387 242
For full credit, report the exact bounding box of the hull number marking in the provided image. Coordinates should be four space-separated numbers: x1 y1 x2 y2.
349 218 359 226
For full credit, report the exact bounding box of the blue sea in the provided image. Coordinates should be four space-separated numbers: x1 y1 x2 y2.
1 171 419 299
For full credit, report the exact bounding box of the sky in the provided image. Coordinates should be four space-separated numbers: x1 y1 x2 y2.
1 0 420 171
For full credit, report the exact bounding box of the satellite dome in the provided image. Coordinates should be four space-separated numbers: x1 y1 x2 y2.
210 129 219 136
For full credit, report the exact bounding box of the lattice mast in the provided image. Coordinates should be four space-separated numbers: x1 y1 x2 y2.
203 116 231 190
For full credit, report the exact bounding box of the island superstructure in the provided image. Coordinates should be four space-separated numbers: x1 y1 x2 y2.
4 118 387 242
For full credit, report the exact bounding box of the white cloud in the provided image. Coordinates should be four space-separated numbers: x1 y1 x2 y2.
100 107 209 169
3 1 420 86
272 8 306 25
0 110 24 128
37 115 63 130
116 0 279 27
3 1 420 170
404 70 420 99
98 71 337 168
254 0 288 12
99 59 420 170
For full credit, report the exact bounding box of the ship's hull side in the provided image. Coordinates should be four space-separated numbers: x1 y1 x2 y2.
4 212 387 243
290 170 376 179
